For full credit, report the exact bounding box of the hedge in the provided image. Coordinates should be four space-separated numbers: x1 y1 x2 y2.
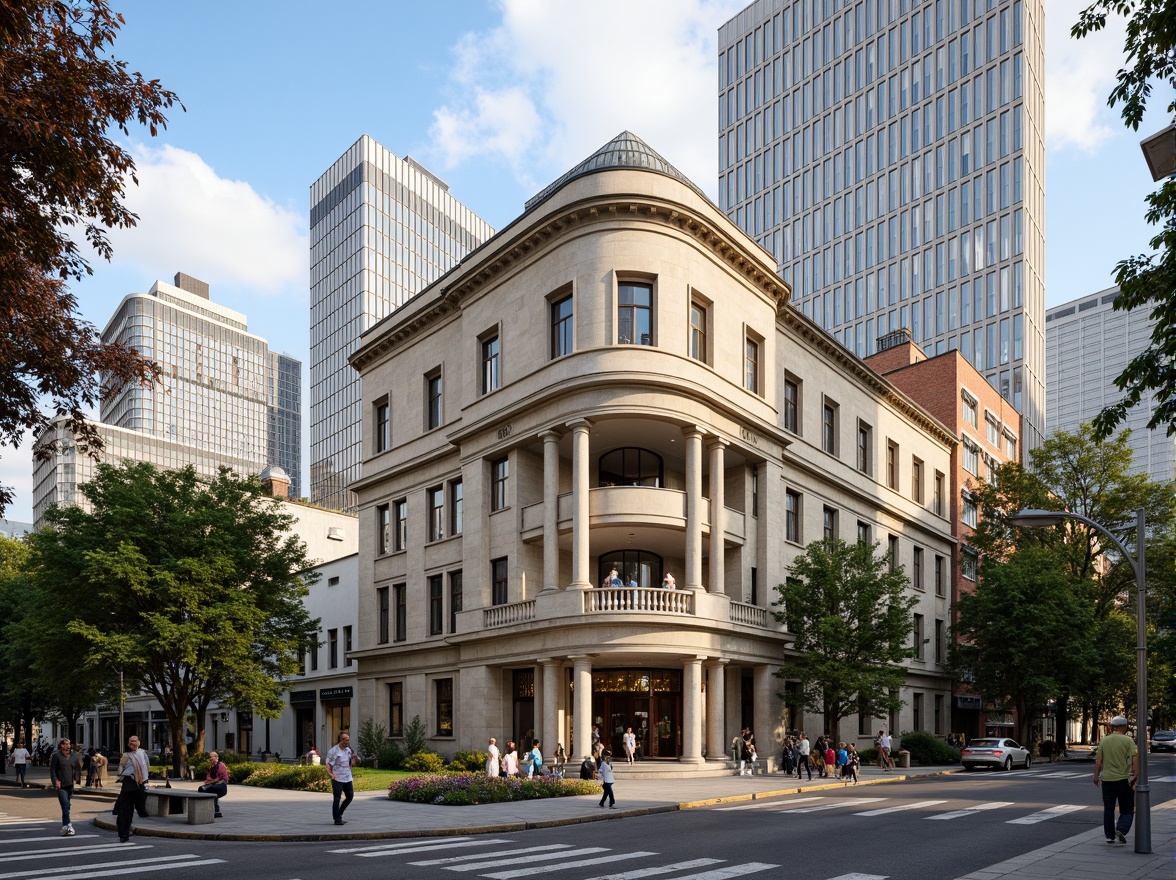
389 773 600 806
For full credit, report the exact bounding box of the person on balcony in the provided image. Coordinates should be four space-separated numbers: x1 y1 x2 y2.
603 568 622 588
662 572 676 588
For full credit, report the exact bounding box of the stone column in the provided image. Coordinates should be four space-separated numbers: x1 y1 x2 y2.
568 419 593 590
533 663 544 749
681 656 705 764
707 438 728 595
541 659 561 754
540 430 561 592
571 656 593 762
753 664 776 760
683 426 706 591
705 659 729 760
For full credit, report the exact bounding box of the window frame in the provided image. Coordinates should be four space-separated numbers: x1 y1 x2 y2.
449 570 463 634
821 397 839 456
435 678 454 737
450 479 463 536
886 440 900 490
374 398 390 454
689 295 710 364
912 546 924 590
393 583 407 642
911 456 924 503
377 586 390 644
785 489 802 543
744 330 764 395
428 574 444 636
490 458 509 512
617 280 654 346
822 505 838 543
480 332 501 395
328 628 338 669
783 375 801 433
934 554 946 597
857 420 872 474
393 499 407 552
343 625 353 667
425 369 443 431
491 557 508 606
377 504 391 556
388 682 403 737
962 389 978 427
427 485 444 542
913 613 926 661
550 292 574 359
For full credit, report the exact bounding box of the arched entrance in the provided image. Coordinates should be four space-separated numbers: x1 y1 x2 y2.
591 669 682 759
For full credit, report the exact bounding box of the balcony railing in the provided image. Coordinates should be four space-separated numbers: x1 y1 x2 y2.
584 587 693 615
484 600 535 628
729 601 769 627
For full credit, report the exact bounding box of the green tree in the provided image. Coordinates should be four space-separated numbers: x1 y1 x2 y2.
26 462 319 774
0 534 46 751
773 538 919 742
1070 3 1176 440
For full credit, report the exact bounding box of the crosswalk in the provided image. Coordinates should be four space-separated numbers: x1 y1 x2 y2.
328 837 782 880
0 814 224 879
714 796 1087 824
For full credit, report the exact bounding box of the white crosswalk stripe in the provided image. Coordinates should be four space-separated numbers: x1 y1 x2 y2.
927 802 1014 820
422 847 611 872
826 875 888 880
0 843 153 863
479 851 657 879
0 836 98 844
329 836 505 854
409 844 580 866
784 798 885 813
717 797 824 811
573 858 725 880
1006 804 1086 824
0 854 221 880
853 800 947 816
0 819 48 827
1152 775 1176 783
1032 771 1085 778
356 840 523 858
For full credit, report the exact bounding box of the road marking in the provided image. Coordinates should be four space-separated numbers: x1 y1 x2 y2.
1006 804 1086 824
0 820 49 827
0 854 209 880
854 800 947 816
481 851 658 879
785 798 884 813
1151 775 1176 783
826 875 889 880
657 865 781 880
2 858 225 880
1034 771 1085 778
0 836 98 844
927 801 1014 820
329 836 485 853
0 844 152 863
344 839 514 857
0 829 47 834
574 858 725 880
718 797 824 811
411 846 603 870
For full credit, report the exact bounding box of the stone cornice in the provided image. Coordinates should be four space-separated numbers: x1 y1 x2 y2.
780 311 958 449
349 193 791 373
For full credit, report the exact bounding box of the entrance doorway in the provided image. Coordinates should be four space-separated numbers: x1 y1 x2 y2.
590 669 682 759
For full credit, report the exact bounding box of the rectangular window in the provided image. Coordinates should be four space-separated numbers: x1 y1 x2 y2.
785 490 801 543
886 440 899 489
934 554 946 597
490 458 509 512
913 691 924 730
911 457 923 503
328 628 338 669
377 504 391 555
389 682 403 737
822 399 838 455
744 336 760 394
823 505 838 542
962 549 978 581
426 371 443 430
857 520 871 545
888 534 900 572
962 391 978 427
309 633 318 671
551 293 573 358
374 400 390 453
428 574 444 636
857 421 872 473
377 586 390 644
436 678 454 737
449 570 463 634
963 441 979 476
986 414 999 446
914 613 925 660
427 486 444 542
934 471 946 516
450 479 463 536
393 499 407 552
393 583 406 642
690 301 708 363
491 557 508 606
935 694 945 735
618 281 653 345
962 493 978 527
935 618 945 664
343 625 352 667
912 546 924 590
481 335 500 394
784 376 801 433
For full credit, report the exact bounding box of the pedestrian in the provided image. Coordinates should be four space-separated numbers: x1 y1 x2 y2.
579 754 596 780
731 730 743 765
114 734 150 843
486 737 500 777
737 735 751 775
836 742 849 784
554 743 567 777
796 732 812 780
781 737 796 775
747 741 758 775
326 731 357 826
502 741 519 777
824 742 836 776
526 739 543 778
49 739 81 836
622 727 636 764
8 740 30 787
197 750 229 818
1093 715 1138 845
591 724 602 760
877 729 894 770
92 749 108 788
596 749 616 808
846 744 861 784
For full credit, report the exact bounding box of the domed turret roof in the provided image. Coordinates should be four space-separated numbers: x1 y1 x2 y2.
259 465 289 482
525 131 708 211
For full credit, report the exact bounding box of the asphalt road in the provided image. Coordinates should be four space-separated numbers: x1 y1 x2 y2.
2 753 1173 880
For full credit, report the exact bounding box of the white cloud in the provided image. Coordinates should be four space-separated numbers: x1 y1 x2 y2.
427 0 747 199
107 144 308 293
1044 0 1126 153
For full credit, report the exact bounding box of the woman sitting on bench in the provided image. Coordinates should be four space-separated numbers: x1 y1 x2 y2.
197 752 229 818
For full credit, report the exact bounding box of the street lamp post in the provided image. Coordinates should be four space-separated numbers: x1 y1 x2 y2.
1006 507 1150 854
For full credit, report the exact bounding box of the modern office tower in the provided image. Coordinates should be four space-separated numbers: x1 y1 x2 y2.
718 0 1046 447
1046 287 1175 483
268 351 303 499
308 136 494 512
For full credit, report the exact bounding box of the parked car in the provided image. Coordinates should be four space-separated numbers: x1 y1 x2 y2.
961 737 1032 771
1149 730 1176 752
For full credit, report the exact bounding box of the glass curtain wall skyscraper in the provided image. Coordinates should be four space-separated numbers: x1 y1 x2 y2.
309 136 494 512
718 0 1045 446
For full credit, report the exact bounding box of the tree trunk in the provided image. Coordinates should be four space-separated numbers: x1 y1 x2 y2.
21 693 33 753
168 712 187 778
1055 692 1070 753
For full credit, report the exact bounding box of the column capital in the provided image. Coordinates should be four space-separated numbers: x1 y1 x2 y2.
567 654 596 662
705 658 731 669
682 425 708 440
705 436 730 450
566 418 593 431
539 429 562 442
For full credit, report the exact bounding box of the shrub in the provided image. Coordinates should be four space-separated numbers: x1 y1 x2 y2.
404 752 445 773
239 763 331 792
857 747 879 765
402 715 429 758
357 719 387 768
898 731 959 765
378 739 405 770
449 750 489 773
389 773 600 805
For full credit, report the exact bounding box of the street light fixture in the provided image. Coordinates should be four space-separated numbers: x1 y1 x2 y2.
1007 507 1150 854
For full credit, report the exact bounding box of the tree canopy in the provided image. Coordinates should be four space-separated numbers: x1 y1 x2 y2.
0 0 180 511
773 538 919 742
1071 3 1176 440
25 462 319 771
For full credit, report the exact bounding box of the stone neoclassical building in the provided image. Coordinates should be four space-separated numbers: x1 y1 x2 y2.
349 133 955 768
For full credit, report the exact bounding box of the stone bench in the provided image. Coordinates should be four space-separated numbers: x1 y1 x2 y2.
142 789 217 825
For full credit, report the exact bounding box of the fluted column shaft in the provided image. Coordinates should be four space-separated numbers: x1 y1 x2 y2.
707 439 727 594
541 431 560 592
569 420 592 589
684 427 705 591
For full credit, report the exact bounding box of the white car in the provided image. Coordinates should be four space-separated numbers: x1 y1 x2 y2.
961 737 1032 771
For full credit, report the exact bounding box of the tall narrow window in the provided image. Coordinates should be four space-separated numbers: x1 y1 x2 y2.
857 421 872 473
426 371 442 430
689 302 707 362
822 400 838 455
550 293 573 358
962 493 978 527
913 613 925 660
389 682 403 736
744 336 760 393
490 458 509 511
377 504 390 555
310 632 318 671
491 557 508 606
912 546 924 589
427 486 444 542
786 490 801 543
886 441 899 489
450 479 463 536
935 618 945 663
888 534 900 572
962 549 978 581
617 282 653 345
428 575 443 636
393 499 407 552
911 457 924 503
935 554 946 596
377 586 390 644
784 376 800 433
393 583 406 642
934 471 946 515
375 400 390 453
328 628 338 668
436 678 454 736
343 625 352 666
823 506 838 542
449 570 463 634
857 520 871 545
481 335 500 394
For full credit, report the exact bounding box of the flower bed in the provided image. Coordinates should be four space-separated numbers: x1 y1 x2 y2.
388 773 600 806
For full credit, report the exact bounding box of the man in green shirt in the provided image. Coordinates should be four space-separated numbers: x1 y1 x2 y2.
1093 715 1139 845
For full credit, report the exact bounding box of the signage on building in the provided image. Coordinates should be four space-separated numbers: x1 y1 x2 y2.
319 686 354 702
953 695 982 710
289 690 316 705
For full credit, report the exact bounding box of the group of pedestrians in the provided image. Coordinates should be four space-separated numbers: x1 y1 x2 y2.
731 728 758 776
486 738 563 778
778 732 861 783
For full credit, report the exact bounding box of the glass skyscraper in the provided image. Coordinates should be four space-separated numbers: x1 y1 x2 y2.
267 351 303 499
309 136 494 512
718 0 1045 446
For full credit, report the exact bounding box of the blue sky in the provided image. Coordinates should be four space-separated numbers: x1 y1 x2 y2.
3 0 1167 523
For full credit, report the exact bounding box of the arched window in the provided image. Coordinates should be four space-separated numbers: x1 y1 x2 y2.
598 447 663 488
598 550 663 589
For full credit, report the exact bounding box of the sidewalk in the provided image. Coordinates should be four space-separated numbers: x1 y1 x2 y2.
2 760 1172 880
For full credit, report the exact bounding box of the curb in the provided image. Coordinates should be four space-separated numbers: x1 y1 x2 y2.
678 767 961 808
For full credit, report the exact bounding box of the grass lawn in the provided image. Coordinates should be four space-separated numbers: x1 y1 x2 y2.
351 767 414 791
